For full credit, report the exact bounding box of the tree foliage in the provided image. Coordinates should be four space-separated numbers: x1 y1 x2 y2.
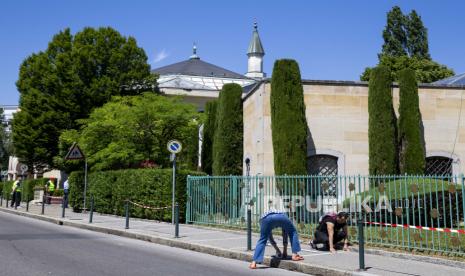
0 108 12 170
13 27 154 172
398 68 425 174
368 66 398 175
362 6 453 83
212 84 243 175
201 100 217 175
70 93 200 171
361 55 454 83
270 59 308 175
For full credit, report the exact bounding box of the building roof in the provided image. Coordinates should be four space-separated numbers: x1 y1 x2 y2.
247 22 265 55
152 57 248 80
433 73 465 85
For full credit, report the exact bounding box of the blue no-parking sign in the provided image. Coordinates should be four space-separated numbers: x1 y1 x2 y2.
167 140 182 154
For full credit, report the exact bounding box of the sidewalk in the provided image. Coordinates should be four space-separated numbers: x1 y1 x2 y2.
1 202 465 276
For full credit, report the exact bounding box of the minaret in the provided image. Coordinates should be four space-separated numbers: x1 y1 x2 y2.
246 21 265 78
190 43 200 59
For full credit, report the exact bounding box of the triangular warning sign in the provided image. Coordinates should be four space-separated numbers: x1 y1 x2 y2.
65 142 85 160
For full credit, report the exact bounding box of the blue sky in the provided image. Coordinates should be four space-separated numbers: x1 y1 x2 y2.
1 0 464 105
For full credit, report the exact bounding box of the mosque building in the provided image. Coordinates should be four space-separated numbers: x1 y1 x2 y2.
152 22 465 187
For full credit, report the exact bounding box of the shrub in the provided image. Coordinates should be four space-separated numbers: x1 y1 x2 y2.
201 100 218 175
368 66 398 175
212 84 243 175
68 168 203 222
398 68 425 174
270 59 308 175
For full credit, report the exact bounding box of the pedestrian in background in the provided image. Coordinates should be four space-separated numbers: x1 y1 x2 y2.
63 178 69 208
11 178 22 208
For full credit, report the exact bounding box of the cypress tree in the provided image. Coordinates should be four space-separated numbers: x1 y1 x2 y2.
398 68 425 174
382 6 407 57
212 84 243 175
270 59 308 175
201 100 217 175
368 66 398 175
406 10 430 59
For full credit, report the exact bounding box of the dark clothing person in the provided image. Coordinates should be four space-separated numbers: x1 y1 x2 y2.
313 213 348 251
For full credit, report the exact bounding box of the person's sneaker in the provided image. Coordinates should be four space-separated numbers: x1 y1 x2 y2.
310 240 316 249
16 206 22 209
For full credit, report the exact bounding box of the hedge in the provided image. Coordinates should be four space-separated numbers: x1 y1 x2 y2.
69 168 204 222
368 66 398 175
270 59 308 175
1 178 47 202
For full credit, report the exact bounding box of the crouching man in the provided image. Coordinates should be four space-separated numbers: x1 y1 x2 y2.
311 212 350 253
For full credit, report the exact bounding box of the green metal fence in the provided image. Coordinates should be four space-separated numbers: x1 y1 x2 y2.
186 175 465 255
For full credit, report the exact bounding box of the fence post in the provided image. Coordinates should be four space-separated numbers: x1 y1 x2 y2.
247 207 252 251
89 196 94 223
175 202 179 238
41 194 45 215
357 217 366 271
125 200 130 229
60 193 65 218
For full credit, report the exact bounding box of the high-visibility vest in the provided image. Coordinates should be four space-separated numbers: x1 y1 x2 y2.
47 181 55 192
12 181 21 192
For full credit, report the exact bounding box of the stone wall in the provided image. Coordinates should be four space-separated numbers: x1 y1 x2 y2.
243 80 465 176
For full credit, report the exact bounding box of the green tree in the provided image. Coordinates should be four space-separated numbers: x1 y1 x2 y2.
13 27 154 171
406 10 430 60
362 7 453 83
201 100 218 175
270 59 308 175
75 93 199 171
398 68 425 174
212 84 243 175
0 108 12 170
361 55 454 83
368 66 398 175
382 6 407 57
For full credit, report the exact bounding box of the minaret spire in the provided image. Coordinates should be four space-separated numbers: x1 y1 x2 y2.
190 42 200 59
246 21 265 78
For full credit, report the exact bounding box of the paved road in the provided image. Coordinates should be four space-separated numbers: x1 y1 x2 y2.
0 212 308 276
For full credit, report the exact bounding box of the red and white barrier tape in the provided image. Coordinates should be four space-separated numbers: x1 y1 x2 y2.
127 200 170 211
364 221 465 235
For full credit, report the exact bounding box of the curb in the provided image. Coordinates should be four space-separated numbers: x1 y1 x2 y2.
0 207 373 276
350 247 465 270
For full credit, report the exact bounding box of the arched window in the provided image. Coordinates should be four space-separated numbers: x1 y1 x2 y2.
307 154 338 196
425 156 453 176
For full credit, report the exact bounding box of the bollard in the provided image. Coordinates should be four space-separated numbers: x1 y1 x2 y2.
6 193 9 209
26 198 29 212
62 194 66 218
247 208 252 251
175 202 179 238
89 196 94 223
14 192 18 210
125 200 130 229
1 193 3 206
357 218 366 271
41 194 45 215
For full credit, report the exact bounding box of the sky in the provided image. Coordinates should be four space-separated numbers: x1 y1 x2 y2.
1 0 464 105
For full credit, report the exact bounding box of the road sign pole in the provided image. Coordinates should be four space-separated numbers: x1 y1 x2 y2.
83 158 88 212
172 154 176 225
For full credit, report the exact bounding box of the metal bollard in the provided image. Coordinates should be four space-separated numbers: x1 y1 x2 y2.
26 198 29 212
357 218 366 271
41 194 45 215
175 202 179 238
62 195 66 218
247 208 252 251
6 193 9 209
1 193 3 206
14 192 18 210
125 200 130 229
89 196 94 223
